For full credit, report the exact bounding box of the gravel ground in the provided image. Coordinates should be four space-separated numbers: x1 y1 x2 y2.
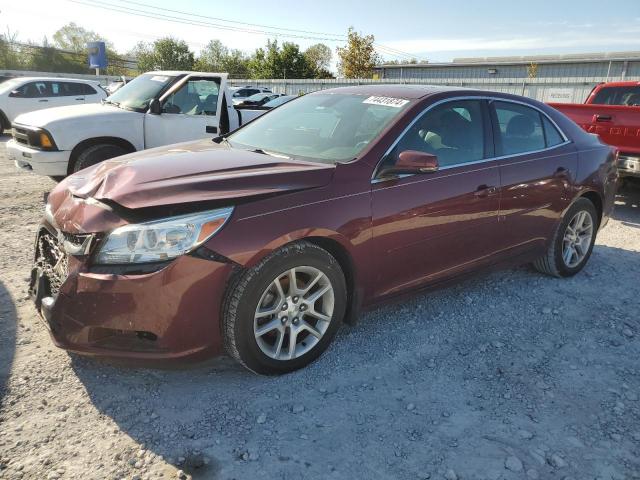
1 135 640 480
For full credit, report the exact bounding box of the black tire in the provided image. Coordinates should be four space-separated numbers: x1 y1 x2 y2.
533 198 598 277
48 176 65 183
222 241 347 374
71 143 127 173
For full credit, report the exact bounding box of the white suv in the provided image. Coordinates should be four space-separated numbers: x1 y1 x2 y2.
0 77 106 135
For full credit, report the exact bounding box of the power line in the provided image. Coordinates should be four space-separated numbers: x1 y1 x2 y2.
70 0 420 60
110 0 348 39
70 0 346 42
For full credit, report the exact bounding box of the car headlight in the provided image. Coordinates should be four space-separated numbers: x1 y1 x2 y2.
94 207 233 264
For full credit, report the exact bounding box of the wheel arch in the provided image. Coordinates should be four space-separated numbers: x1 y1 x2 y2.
577 189 603 227
0 109 10 130
235 229 361 326
68 137 136 175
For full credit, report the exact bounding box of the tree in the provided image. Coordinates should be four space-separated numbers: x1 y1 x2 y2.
249 40 312 79
52 23 131 75
194 40 228 72
336 27 381 78
52 22 104 53
194 40 250 77
131 38 194 72
304 43 333 78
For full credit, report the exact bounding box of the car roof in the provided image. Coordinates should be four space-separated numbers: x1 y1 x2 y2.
312 84 469 99
9 77 100 84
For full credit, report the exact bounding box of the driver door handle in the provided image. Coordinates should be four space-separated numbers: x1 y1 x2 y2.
474 185 497 198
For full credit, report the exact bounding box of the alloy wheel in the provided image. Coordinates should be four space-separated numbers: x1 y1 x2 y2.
562 210 594 268
253 266 335 361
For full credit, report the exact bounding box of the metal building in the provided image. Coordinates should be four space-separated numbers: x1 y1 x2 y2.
374 51 640 102
233 51 640 103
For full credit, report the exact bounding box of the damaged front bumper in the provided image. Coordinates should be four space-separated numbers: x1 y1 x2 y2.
29 223 236 361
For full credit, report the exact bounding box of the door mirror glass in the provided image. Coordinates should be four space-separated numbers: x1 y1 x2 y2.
148 98 162 115
381 150 439 176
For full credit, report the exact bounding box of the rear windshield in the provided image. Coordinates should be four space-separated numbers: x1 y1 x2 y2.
591 86 640 106
228 93 411 164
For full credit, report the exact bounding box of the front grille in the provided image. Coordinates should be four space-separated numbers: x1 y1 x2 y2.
35 231 69 297
12 127 30 146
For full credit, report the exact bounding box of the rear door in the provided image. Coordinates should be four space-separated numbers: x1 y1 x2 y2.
490 100 577 255
370 98 502 298
144 74 228 148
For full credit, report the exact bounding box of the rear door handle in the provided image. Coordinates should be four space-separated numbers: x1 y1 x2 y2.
75 97 84 101
38 99 48 103
474 185 497 198
594 114 612 122
206 125 218 134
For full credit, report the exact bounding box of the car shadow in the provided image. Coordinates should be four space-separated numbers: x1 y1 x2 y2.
0 280 17 406
615 180 640 228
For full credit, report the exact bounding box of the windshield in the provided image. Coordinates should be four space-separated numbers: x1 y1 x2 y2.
106 73 176 111
228 93 411 164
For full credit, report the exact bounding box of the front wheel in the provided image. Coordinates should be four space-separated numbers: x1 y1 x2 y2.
533 198 598 277
222 242 347 374
72 143 127 173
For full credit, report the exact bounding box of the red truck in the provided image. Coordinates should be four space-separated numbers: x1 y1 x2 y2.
549 81 640 180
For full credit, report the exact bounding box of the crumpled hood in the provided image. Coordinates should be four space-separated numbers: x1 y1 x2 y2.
58 138 335 210
13 103 126 128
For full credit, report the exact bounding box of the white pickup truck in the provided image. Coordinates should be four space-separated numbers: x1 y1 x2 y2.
7 71 268 178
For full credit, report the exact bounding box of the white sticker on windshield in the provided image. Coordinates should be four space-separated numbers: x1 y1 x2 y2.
363 96 409 108
150 76 169 82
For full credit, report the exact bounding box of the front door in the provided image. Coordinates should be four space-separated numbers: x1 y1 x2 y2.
144 75 227 148
370 98 501 299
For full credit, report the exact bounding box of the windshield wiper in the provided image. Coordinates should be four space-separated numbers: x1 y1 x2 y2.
101 99 120 107
250 148 291 159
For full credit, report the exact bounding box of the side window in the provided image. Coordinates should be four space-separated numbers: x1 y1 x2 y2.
17 82 49 98
81 83 98 95
49 82 61 96
162 78 220 116
542 116 565 147
390 99 485 168
493 101 545 155
60 82 86 96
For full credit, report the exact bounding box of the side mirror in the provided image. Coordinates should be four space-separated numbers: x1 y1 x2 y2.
381 150 439 177
9 90 22 98
148 98 161 115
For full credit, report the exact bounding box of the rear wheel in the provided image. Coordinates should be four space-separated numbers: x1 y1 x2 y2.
533 198 598 277
71 143 127 173
222 241 347 374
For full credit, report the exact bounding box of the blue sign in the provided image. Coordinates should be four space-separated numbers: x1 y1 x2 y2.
87 41 108 69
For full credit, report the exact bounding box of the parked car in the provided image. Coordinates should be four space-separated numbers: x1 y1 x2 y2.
7 72 269 179
238 92 281 107
263 95 297 108
32 86 617 373
0 77 106 135
549 81 640 180
231 86 272 105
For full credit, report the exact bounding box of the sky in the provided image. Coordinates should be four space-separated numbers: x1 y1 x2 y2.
2 0 640 69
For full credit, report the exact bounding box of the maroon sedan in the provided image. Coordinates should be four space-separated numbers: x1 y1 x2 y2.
31 85 617 374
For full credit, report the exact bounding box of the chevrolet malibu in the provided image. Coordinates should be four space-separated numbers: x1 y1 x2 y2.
31 86 617 374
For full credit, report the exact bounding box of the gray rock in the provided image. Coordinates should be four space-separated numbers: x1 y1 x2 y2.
292 405 305 414
444 469 458 480
505 455 523 472
548 453 568 468
257 413 267 424
526 469 539 479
